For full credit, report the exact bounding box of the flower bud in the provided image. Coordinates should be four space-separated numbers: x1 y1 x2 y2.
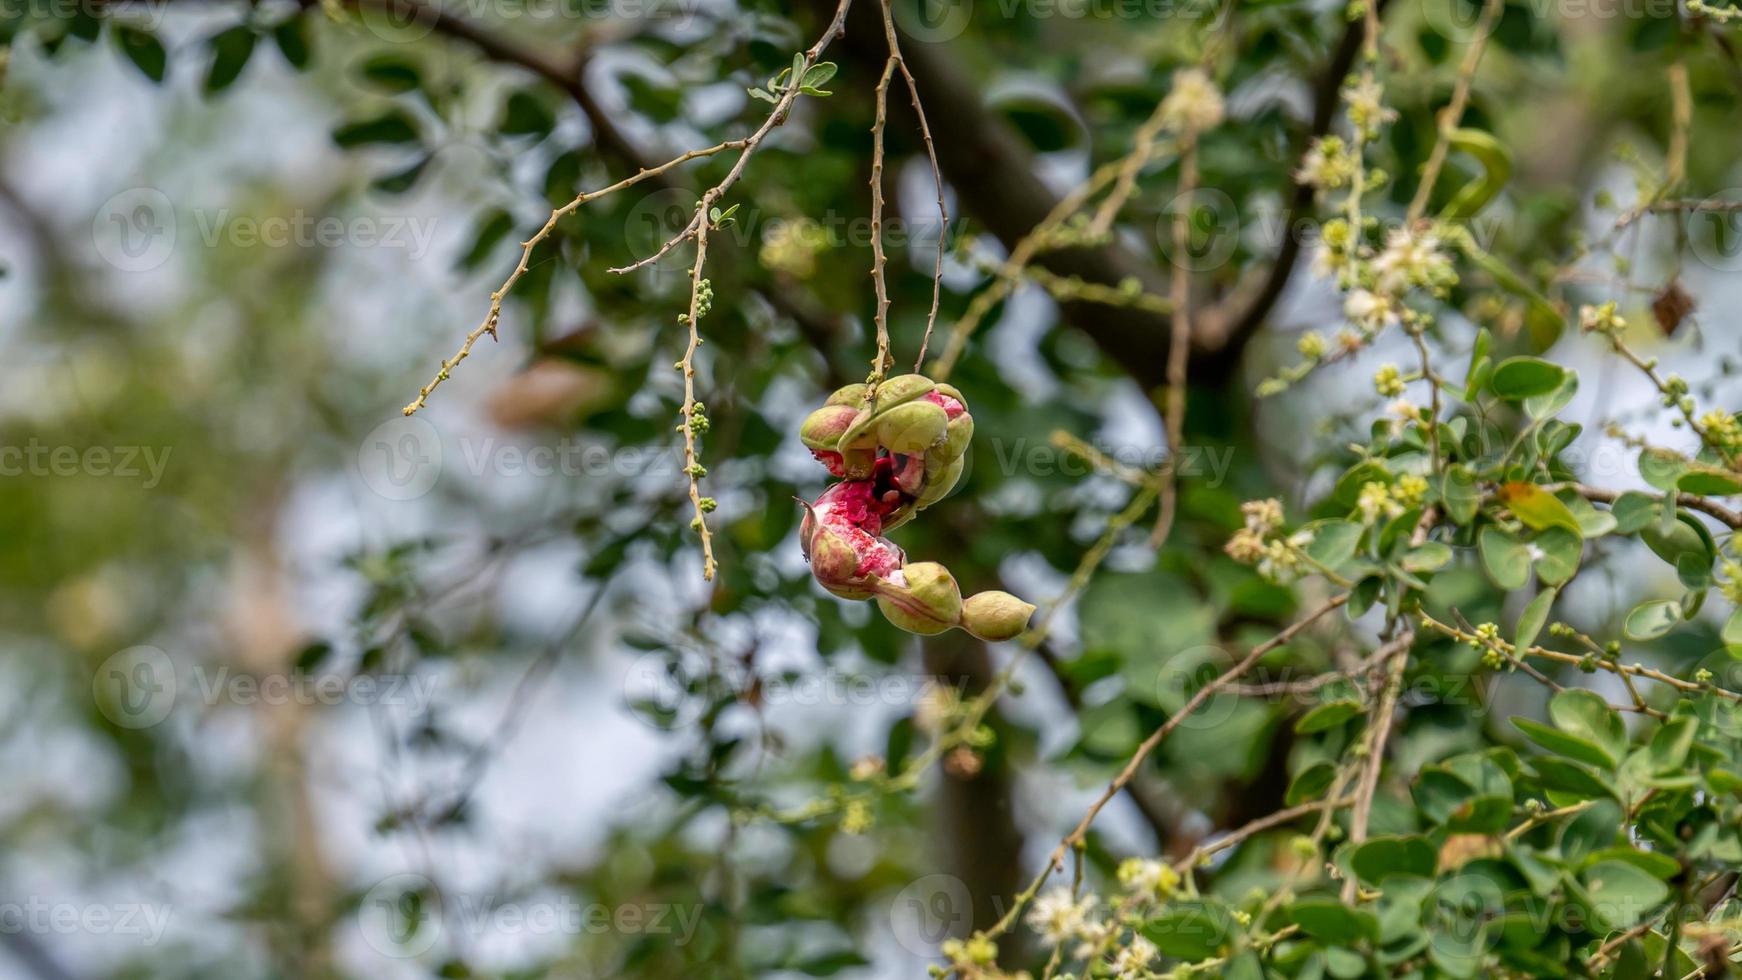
874 400 949 455
875 562 963 635
961 591 1036 642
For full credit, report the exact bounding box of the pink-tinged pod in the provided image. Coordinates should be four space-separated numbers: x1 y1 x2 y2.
874 562 963 635
874 400 949 456
800 403 860 451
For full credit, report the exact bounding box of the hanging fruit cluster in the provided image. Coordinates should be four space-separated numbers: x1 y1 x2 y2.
798 375 1035 641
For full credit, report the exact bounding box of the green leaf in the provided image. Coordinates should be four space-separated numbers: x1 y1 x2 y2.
801 62 837 88
1304 519 1362 571
204 25 257 94
1647 717 1696 774
1414 762 1512 832
1288 897 1378 943
1350 836 1437 884
1585 846 1681 881
1488 357 1567 400
1514 587 1556 650
1531 527 1582 586
1639 448 1689 492
1677 462 1742 495
114 26 167 82
1440 127 1513 220
1441 464 1481 524
1528 757 1618 800
1623 599 1680 640
1141 900 1236 960
1642 510 1712 574
1512 717 1616 770
1524 372 1579 420
1609 492 1658 533
1402 541 1454 573
1724 609 1742 649
333 110 422 148
372 156 431 195
1287 762 1336 806
1479 526 1530 590
1297 699 1365 733
500 89 556 137
1566 494 1617 538
1581 860 1670 930
1549 689 1627 763
271 15 311 70
359 54 421 93
457 208 514 271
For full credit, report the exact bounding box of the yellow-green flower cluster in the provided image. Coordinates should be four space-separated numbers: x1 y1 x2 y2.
1117 858 1180 901
1471 622 1506 670
1393 473 1429 509
1356 480 1404 523
1296 135 1358 191
1700 410 1742 455
1159 67 1225 136
1372 363 1406 397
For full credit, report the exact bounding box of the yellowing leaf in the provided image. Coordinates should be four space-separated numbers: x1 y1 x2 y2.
1497 482 1582 536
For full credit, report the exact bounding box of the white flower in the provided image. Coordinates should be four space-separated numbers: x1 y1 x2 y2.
1344 288 1399 332
1160 68 1225 135
1297 136 1356 191
1344 75 1398 136
1071 918 1115 960
1372 225 1454 296
1110 935 1159 978
1025 888 1095 946
1309 238 1348 281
